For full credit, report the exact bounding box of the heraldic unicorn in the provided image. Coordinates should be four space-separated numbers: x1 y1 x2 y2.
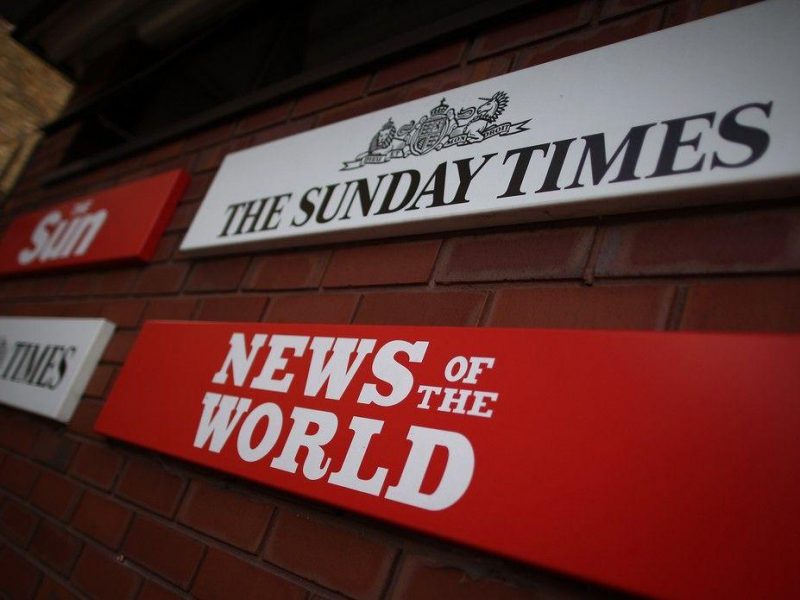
342 91 530 170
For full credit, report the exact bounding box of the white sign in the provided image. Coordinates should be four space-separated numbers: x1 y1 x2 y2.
181 0 800 255
0 317 114 422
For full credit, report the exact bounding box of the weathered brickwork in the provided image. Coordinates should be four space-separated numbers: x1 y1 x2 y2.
0 19 72 197
0 1 794 598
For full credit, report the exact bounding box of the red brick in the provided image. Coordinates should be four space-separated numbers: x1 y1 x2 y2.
487 284 675 329
143 297 198 321
471 1 594 58
193 547 305 600
35 576 80 600
264 510 395 600
62 268 140 297
237 102 293 134
134 264 190 294
695 0 737 19
141 140 184 167
191 142 229 173
246 115 321 146
664 0 694 27
0 453 40 496
68 399 104 440
85 365 116 398
72 545 140 600
195 295 267 322
466 53 515 84
0 498 38 544
56 301 103 318
323 240 441 288
228 134 255 152
355 291 487 326
318 88 406 127
596 209 800 277
371 41 467 91
0 414 40 454
32 428 78 473
101 299 146 327
29 519 82 575
681 279 800 332
166 201 200 231
116 458 186 518
70 443 122 490
600 0 663 19
185 257 251 292
243 250 330 290
30 470 82 521
72 490 132 549
138 580 182 600
295 76 369 117
389 554 535 600
183 174 215 202
178 480 273 552
152 232 182 262
515 9 663 69
0 546 41 599
102 330 139 363
402 67 467 103
124 516 205 588
184 122 237 152
0 275 66 300
437 227 595 283
263 293 359 324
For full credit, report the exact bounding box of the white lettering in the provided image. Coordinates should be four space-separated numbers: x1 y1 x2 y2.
304 337 376 400
193 392 252 453
385 426 474 511
212 333 267 386
358 340 428 407
270 407 337 480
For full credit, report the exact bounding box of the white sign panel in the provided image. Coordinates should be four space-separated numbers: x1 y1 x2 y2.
0 317 114 422
181 0 800 255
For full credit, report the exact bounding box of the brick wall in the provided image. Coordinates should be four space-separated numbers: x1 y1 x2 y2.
1 0 797 598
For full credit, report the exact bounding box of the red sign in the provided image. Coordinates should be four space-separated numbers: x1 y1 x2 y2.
0 169 188 275
95 322 800 599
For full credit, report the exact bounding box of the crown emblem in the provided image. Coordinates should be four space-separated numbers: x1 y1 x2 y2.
430 98 449 117
342 90 530 170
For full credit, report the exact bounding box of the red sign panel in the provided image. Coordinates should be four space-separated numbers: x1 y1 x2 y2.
0 169 188 275
96 322 800 599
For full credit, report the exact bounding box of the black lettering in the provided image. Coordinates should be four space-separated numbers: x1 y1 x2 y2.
498 144 550 198
259 194 291 231
316 183 352 224
292 187 318 227
536 138 576 192
34 345 60 388
219 202 245 237
234 198 268 235
711 101 772 169
10 343 33 381
341 175 387 220
449 153 496 205
375 170 421 214
567 123 656 189
648 112 715 178
53 346 76 389
407 162 447 210
2 342 26 379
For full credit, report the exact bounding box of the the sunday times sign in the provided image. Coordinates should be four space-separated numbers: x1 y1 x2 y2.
0 317 114 422
181 0 800 254
96 321 800 599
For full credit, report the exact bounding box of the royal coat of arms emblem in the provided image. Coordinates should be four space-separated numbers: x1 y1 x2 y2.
342 91 530 170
